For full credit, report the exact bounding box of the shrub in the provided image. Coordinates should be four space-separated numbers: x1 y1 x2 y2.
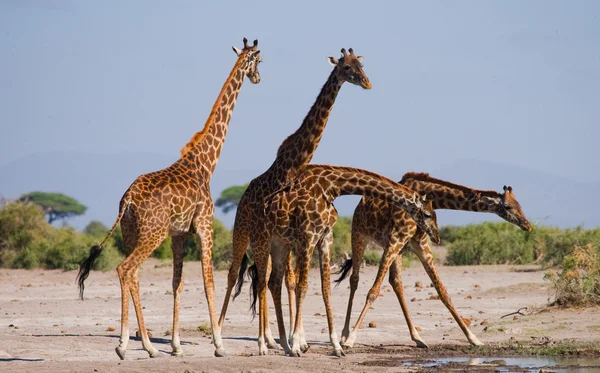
544 243 600 307
445 222 600 266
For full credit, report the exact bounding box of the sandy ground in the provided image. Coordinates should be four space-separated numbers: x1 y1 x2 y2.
1 257 599 373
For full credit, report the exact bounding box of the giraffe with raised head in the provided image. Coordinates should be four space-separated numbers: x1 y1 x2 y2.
76 38 262 359
216 47 372 356
336 172 532 348
249 164 440 357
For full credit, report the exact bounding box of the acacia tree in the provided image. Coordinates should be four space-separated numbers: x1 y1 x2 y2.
19 192 87 224
215 184 248 214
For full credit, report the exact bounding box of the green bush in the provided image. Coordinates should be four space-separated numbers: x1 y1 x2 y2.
445 222 600 266
545 243 600 307
0 201 120 270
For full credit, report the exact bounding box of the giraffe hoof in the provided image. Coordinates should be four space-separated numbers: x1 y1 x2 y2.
171 349 184 357
470 339 485 347
214 349 227 357
332 348 346 358
267 342 280 350
300 343 310 353
149 349 161 358
289 349 301 357
415 340 429 349
115 346 126 360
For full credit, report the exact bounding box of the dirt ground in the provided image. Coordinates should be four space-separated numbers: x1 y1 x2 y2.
1 257 599 373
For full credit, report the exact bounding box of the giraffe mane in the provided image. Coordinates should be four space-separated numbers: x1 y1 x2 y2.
180 58 244 158
400 172 500 198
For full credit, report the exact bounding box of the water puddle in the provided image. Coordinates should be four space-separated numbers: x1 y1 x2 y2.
404 356 600 372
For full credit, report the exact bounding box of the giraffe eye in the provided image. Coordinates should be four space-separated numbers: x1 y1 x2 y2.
343 65 351 71
504 204 511 210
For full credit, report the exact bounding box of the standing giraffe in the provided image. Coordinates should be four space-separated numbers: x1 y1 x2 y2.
216 48 371 356
336 172 532 348
250 164 440 357
76 38 262 359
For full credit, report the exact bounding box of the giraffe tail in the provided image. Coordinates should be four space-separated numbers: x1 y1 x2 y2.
76 198 129 300
333 258 353 286
233 252 250 300
248 263 259 320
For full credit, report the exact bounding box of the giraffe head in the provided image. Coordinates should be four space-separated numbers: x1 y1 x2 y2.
481 185 532 231
232 37 262 84
327 48 371 89
411 195 441 244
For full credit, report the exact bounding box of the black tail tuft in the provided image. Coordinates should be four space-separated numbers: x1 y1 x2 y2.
248 263 259 320
333 258 353 286
77 245 103 300
233 252 250 300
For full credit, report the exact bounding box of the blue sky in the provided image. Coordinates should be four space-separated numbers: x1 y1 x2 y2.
1 1 599 187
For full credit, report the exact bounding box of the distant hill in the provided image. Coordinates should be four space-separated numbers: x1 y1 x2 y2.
1 152 597 230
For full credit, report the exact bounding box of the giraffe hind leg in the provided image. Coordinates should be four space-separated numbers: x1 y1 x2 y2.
115 229 167 359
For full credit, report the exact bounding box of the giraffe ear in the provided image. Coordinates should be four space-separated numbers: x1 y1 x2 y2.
232 46 242 56
326 56 339 66
356 56 364 63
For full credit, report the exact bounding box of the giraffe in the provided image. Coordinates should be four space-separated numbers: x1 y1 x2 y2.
247 164 440 357
335 172 532 348
216 47 372 356
76 38 262 359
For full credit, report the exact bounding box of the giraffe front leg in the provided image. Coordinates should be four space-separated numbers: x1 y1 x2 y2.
268 246 292 355
411 236 483 347
318 231 345 357
285 250 297 345
389 254 428 348
170 236 186 356
196 215 226 357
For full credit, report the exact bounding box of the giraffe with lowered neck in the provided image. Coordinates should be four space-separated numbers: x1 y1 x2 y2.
216 48 371 356
76 38 262 359
247 164 440 357
336 172 532 348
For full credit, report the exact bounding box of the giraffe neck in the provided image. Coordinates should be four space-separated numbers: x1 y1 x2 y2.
274 70 343 175
298 164 422 214
180 58 246 176
399 173 500 212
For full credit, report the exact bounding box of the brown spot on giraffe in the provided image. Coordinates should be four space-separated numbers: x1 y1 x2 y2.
76 38 262 360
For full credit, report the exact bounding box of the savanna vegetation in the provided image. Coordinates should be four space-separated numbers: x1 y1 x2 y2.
3 191 599 306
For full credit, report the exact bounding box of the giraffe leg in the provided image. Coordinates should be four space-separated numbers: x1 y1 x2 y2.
268 243 292 355
290 241 311 357
252 237 272 356
130 269 160 357
284 249 297 345
115 262 130 360
410 235 483 346
389 254 428 348
170 235 186 356
195 214 227 357
115 230 167 360
340 231 367 344
344 231 411 348
218 205 250 330
318 230 345 357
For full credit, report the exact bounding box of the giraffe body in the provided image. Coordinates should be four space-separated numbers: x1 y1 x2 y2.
338 172 532 348
216 48 372 356
256 164 439 356
77 38 262 359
